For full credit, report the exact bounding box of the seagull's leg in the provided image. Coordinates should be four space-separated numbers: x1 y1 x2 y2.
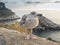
30 29 37 39
30 29 33 38
25 29 30 39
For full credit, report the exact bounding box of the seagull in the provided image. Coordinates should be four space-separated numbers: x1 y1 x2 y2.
20 12 39 39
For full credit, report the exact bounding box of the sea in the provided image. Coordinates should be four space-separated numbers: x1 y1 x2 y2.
2 0 60 42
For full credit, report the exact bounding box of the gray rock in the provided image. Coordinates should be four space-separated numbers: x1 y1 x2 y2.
0 2 15 18
0 2 15 17
0 35 6 45
0 2 20 24
34 14 60 30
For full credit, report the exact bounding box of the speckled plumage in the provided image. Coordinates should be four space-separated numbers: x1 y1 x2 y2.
20 14 39 29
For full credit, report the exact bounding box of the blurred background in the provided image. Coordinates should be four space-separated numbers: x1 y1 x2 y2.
0 0 60 24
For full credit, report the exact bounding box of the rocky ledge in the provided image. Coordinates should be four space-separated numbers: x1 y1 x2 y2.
0 27 60 45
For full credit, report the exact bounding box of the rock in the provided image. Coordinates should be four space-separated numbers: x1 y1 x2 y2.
0 2 15 17
0 2 20 24
0 27 60 45
34 14 60 31
0 35 6 45
0 2 5 8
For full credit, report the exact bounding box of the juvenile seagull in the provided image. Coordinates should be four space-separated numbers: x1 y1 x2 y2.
20 12 39 39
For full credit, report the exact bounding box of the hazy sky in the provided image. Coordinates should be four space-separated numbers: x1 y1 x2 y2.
1 0 59 3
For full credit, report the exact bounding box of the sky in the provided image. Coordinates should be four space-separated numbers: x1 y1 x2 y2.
1 0 60 3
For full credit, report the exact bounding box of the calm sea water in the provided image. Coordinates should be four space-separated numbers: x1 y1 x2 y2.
3 0 60 42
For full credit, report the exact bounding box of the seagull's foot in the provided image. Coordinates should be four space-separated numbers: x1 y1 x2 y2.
30 35 37 40
25 35 30 40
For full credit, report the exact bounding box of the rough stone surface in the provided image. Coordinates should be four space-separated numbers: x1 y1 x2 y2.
34 14 60 31
0 35 6 45
0 27 60 45
0 2 15 18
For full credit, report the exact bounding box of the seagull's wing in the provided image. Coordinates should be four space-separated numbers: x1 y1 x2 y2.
20 15 27 26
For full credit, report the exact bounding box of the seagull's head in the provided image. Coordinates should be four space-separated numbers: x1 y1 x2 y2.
31 11 36 15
